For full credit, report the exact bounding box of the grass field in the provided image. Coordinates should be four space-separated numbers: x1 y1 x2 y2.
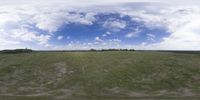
0 51 200 100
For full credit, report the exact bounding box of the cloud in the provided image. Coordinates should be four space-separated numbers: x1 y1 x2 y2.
0 26 51 46
102 32 112 37
0 37 20 46
3 0 200 7
119 6 200 50
145 18 200 50
57 36 63 40
125 28 141 38
1 3 200 50
102 34 107 37
0 0 159 6
106 32 112 35
0 13 21 27
32 8 96 32
0 5 97 49
109 38 121 43
103 19 126 31
94 37 103 44
56 38 122 50
147 33 156 41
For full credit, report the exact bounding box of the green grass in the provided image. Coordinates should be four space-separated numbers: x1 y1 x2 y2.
0 51 200 100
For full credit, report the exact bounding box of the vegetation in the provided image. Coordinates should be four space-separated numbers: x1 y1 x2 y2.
0 51 200 100
0 49 33 54
90 49 135 51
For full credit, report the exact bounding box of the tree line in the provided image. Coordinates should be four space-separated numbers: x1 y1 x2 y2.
0 49 33 54
0 48 135 54
90 49 135 51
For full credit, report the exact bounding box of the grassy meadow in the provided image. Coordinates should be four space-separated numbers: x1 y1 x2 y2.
0 51 200 100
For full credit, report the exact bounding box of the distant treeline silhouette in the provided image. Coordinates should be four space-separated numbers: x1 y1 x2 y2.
90 49 135 51
0 49 33 54
0 48 135 54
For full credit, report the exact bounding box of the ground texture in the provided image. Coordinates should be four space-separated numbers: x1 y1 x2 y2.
0 51 200 100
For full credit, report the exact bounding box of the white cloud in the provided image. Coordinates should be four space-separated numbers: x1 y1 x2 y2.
103 20 126 31
0 23 51 49
119 6 200 50
32 8 96 32
0 13 21 27
102 34 107 37
2 0 200 7
0 6 96 32
125 28 141 38
147 33 155 41
95 37 103 42
109 38 121 43
53 38 122 50
0 5 96 49
102 32 112 37
1 3 200 50
54 38 122 50
125 32 138 38
106 32 111 35
57 36 63 40
145 18 200 50
0 0 159 6
0 38 20 46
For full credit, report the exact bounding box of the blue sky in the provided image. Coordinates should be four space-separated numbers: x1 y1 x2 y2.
51 13 168 46
0 0 200 50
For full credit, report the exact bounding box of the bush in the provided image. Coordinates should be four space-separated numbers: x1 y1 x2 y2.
0 49 33 54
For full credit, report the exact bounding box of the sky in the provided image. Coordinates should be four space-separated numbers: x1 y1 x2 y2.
0 0 200 50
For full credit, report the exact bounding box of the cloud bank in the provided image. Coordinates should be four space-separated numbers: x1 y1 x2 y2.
0 1 200 50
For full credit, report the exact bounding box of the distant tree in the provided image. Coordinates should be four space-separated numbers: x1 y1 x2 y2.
101 49 106 51
90 49 96 51
122 49 128 51
0 49 33 54
129 49 135 51
99 48 135 51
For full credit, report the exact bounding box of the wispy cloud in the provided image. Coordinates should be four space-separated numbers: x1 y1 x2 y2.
147 33 155 41
125 28 141 38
